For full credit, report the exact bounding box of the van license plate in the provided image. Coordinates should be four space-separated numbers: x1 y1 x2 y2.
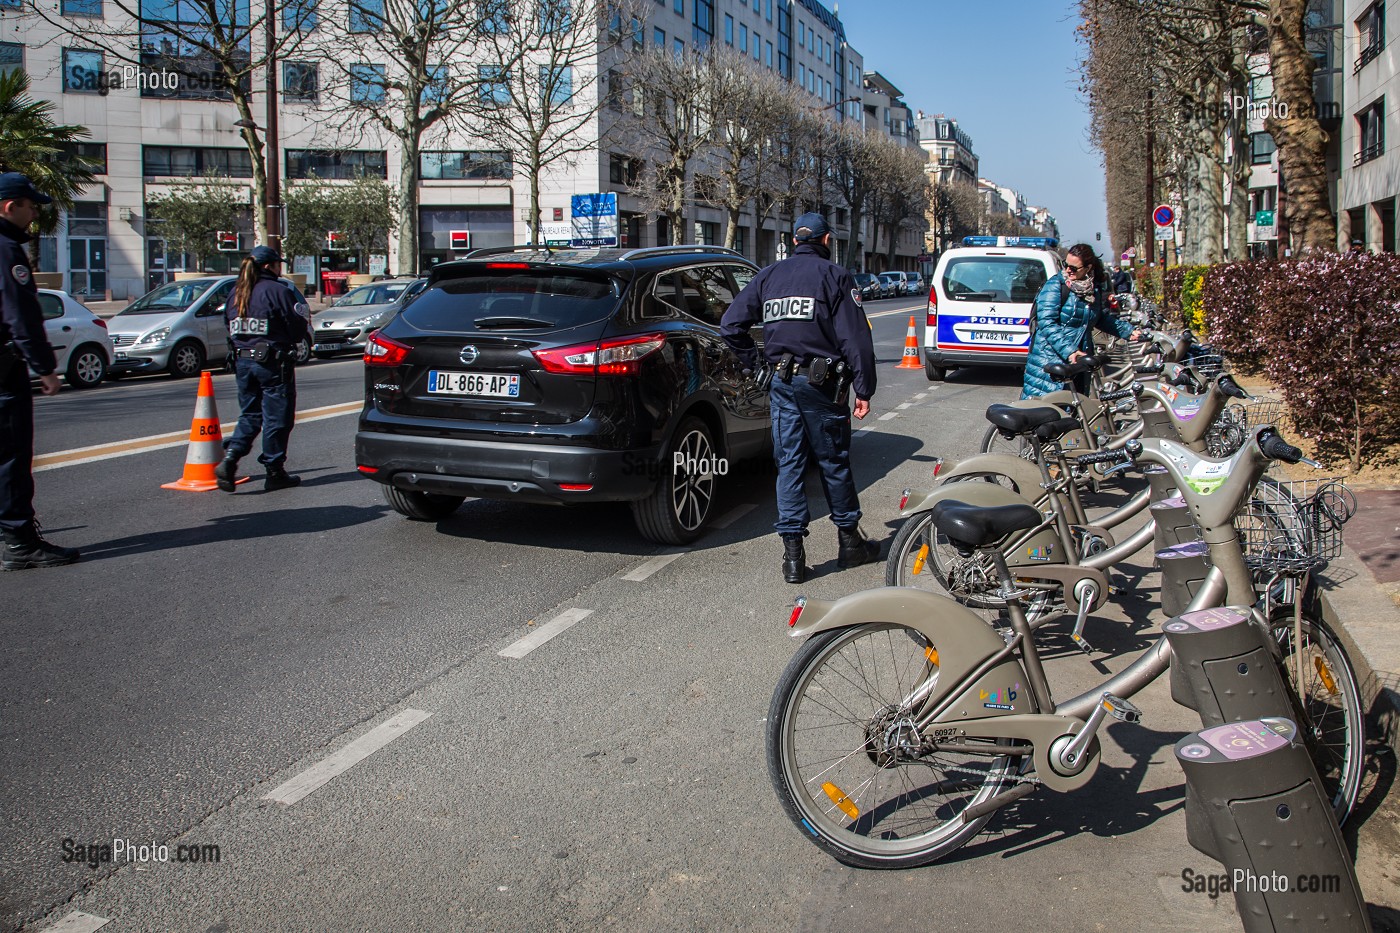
971 331 1015 343
427 370 520 398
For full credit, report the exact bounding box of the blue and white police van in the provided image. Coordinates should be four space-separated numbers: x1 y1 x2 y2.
922 236 1062 381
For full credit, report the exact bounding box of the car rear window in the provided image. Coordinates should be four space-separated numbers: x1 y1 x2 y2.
404 268 621 331
942 258 1047 303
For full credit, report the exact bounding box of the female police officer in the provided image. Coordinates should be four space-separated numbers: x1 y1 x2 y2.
721 212 879 584
215 246 309 492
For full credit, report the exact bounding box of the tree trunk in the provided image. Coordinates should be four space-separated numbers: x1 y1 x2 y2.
723 202 742 250
397 132 421 275
1267 0 1336 252
528 152 543 247
234 94 269 246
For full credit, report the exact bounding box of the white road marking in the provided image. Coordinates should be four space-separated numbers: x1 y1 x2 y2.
262 709 433 805
896 403 913 410
913 393 928 400
35 401 361 472
878 412 899 421
713 503 757 528
854 427 874 437
43 914 109 933
867 306 924 319
622 551 687 582
498 608 594 659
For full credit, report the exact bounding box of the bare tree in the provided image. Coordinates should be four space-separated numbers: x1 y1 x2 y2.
825 123 884 269
21 0 304 244
867 140 929 268
623 46 714 243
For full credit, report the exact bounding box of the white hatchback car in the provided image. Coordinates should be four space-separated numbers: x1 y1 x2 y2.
32 289 114 389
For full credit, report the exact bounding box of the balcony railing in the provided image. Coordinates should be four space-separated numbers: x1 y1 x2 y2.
1354 140 1385 166
1354 39 1384 74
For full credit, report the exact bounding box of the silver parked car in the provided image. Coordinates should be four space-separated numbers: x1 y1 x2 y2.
107 276 311 378
312 278 427 358
33 289 114 389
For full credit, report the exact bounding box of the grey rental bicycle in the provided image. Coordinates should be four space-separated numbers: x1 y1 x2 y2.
766 426 1363 869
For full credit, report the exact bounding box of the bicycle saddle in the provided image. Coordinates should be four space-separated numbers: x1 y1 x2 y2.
931 500 1042 552
985 403 1066 436
1044 356 1103 379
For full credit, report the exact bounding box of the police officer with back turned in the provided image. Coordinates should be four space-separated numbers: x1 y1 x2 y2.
0 173 81 570
721 212 879 584
216 245 309 492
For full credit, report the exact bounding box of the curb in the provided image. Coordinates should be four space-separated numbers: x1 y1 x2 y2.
1317 542 1400 758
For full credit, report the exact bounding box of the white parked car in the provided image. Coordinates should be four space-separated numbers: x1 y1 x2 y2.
32 289 114 389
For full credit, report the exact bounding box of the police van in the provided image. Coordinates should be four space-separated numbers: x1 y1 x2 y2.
922 236 1061 381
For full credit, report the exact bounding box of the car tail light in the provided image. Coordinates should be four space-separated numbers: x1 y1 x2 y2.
533 333 665 375
926 285 937 329
486 262 530 269
364 331 411 367
787 597 807 628
558 483 593 491
94 317 108 329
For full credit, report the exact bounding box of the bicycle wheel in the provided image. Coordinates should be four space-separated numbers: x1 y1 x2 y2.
767 623 1022 868
980 423 1036 461
1269 610 1365 825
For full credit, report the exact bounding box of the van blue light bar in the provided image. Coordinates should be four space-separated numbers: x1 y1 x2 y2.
961 236 1059 249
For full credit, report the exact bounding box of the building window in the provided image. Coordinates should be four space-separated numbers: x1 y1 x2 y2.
1356 2 1384 72
608 153 642 185
541 65 571 105
68 202 108 236
0 0 19 9
752 32 760 60
673 37 684 57
0 42 21 76
1356 99 1384 165
1249 131 1277 164
283 61 318 102
765 0 772 22
425 64 450 105
62 49 104 93
1250 71 1273 101
604 68 622 109
694 220 718 245
143 146 254 177
724 13 732 44
797 63 804 88
421 151 513 180
285 149 387 180
654 26 664 47
673 0 681 13
348 0 384 33
63 142 108 174
283 0 317 32
765 40 773 67
139 0 247 99
631 15 643 49
539 0 570 33
61 0 102 16
350 64 386 104
739 23 747 52
692 0 711 47
478 64 510 106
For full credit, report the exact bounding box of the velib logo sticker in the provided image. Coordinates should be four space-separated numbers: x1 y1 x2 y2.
980 682 1021 711
763 297 816 322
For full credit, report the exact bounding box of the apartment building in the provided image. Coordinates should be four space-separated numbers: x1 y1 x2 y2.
1339 0 1396 251
917 113 978 187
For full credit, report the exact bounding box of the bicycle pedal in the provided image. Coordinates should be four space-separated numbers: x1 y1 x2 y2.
1071 633 1095 654
1101 694 1142 724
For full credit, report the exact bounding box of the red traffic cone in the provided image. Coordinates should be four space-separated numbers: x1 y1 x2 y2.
896 316 922 369
162 372 247 491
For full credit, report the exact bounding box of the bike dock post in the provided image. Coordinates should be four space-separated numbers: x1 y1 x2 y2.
1164 607 1291 726
1175 719 1370 932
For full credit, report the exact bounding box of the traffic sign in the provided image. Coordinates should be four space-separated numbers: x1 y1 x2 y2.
1155 224 1175 240
1126 246 1137 258
1153 205 1175 227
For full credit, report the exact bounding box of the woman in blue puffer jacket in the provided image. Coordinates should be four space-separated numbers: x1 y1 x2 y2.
1021 243 1138 399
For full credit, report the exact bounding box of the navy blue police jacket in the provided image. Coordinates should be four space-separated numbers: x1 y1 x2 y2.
720 243 877 401
0 217 57 375
226 271 309 350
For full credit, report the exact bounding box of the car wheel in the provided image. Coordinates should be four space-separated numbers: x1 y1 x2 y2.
631 416 717 545
65 344 108 389
294 338 311 365
167 340 205 378
382 486 465 521
924 358 946 382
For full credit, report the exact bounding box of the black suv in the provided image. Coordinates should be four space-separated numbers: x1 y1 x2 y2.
354 246 770 544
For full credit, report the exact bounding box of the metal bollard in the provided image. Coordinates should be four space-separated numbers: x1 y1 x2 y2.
1152 494 1198 550
1177 719 1371 932
1165 607 1291 727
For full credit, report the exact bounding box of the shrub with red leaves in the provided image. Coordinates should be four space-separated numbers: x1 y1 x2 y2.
1161 267 1186 325
1202 260 1274 373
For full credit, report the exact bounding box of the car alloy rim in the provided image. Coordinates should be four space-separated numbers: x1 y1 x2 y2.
76 353 102 383
671 429 716 532
177 347 199 372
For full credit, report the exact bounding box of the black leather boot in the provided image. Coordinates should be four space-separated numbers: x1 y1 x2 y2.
2 522 80 571
781 533 806 584
214 453 240 492
837 524 880 568
264 464 302 491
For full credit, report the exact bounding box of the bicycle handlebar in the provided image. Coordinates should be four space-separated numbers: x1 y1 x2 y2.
1217 374 1249 400
1259 430 1304 464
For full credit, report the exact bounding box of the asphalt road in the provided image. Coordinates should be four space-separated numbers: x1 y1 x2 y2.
3 295 1253 932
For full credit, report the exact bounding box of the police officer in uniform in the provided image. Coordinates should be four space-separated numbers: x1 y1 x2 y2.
721 212 879 583
215 246 309 492
0 173 81 569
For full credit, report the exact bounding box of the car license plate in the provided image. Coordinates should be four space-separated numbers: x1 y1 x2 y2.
971 331 1015 343
313 342 346 351
426 370 520 398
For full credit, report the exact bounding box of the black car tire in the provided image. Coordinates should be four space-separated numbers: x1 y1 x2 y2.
383 486 465 521
924 358 946 382
294 338 311 365
167 340 205 378
631 416 717 545
65 344 108 389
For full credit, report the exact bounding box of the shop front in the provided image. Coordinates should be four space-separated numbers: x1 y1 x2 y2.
419 207 513 270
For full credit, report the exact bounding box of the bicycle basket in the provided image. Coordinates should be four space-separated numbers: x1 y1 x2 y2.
1234 477 1356 575
1186 349 1228 380
1205 397 1287 458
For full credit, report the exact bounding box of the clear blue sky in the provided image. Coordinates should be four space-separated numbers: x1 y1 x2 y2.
836 0 1108 248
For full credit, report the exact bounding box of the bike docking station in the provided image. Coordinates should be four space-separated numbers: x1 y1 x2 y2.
1175 719 1370 932
1166 607 1370 930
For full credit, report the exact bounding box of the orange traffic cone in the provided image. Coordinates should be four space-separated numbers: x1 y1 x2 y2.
896 315 922 369
162 372 247 491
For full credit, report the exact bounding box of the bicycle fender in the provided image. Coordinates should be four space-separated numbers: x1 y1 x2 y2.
898 476 1038 518
941 455 1045 499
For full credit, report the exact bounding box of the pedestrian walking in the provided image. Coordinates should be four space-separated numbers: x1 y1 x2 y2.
721 212 879 584
216 246 309 492
0 173 80 570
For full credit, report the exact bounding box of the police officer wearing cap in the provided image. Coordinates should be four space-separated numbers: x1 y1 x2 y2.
721 212 879 583
215 245 309 492
0 173 81 570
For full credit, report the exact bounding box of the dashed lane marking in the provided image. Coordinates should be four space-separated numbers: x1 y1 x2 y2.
43 913 110 933
854 427 875 438
896 403 913 410
35 401 362 472
713 503 758 528
867 305 925 319
913 393 929 400
498 608 594 660
262 708 433 805
622 551 687 582
878 412 899 421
